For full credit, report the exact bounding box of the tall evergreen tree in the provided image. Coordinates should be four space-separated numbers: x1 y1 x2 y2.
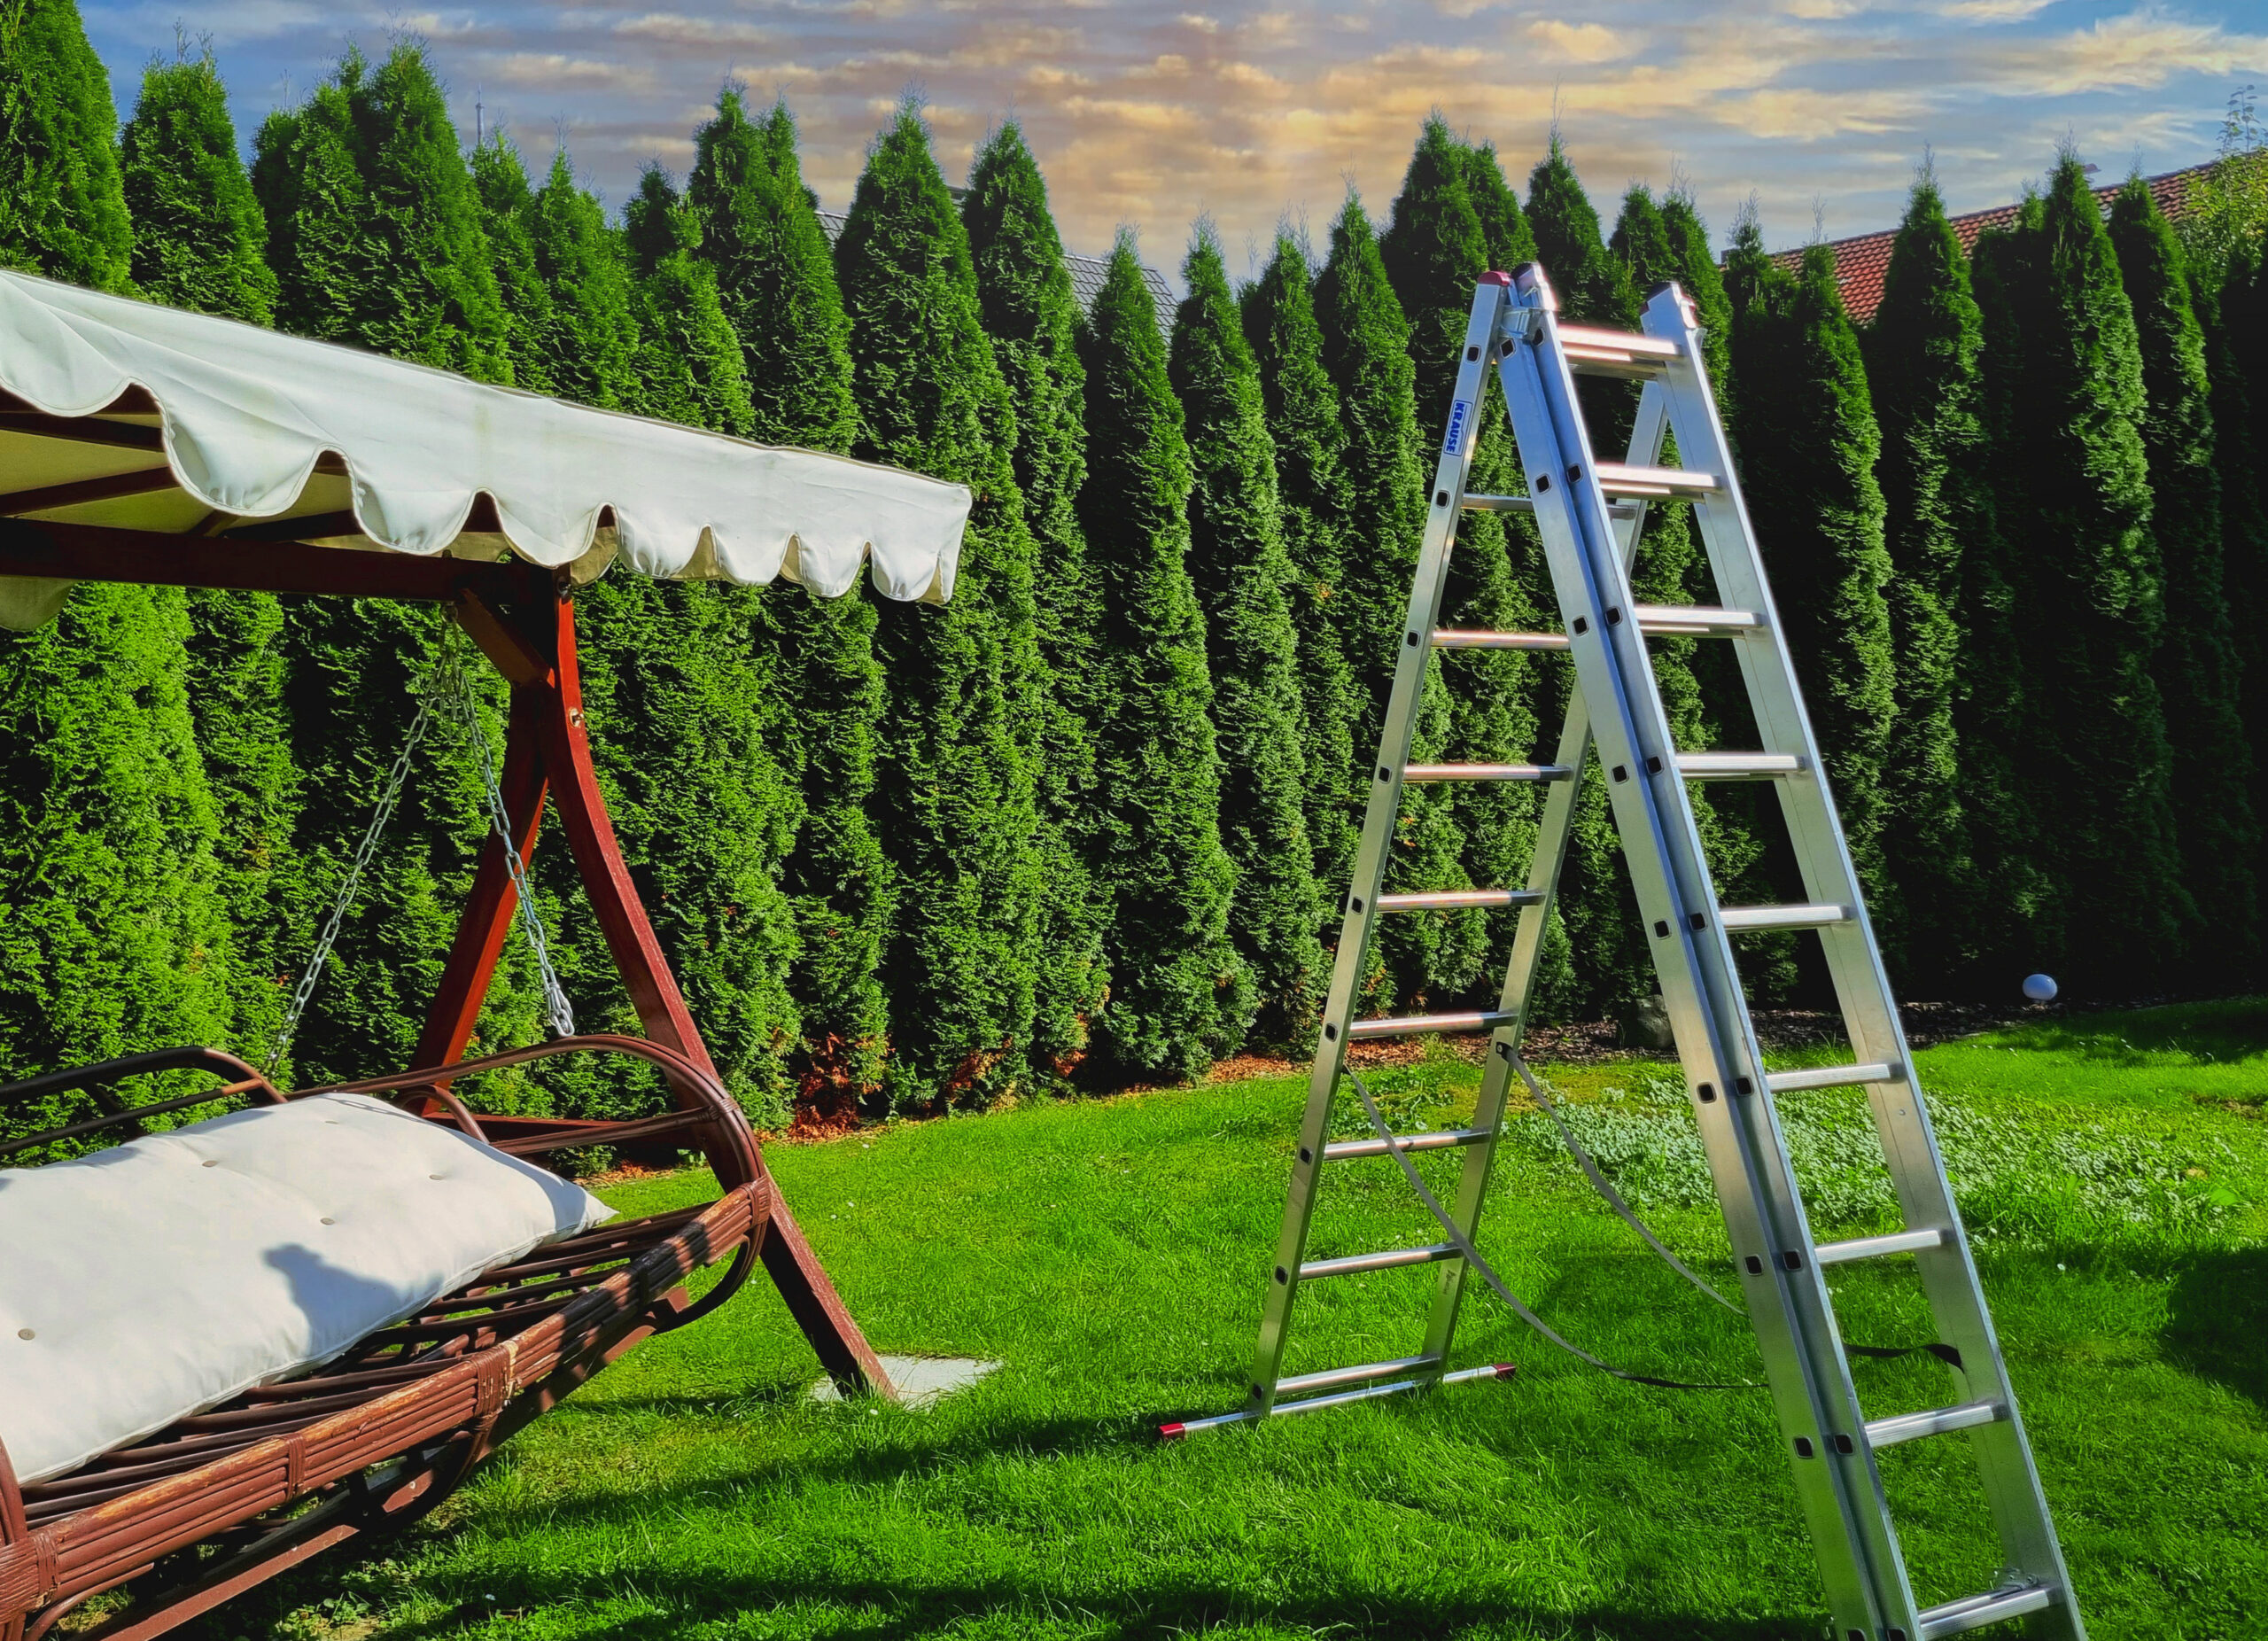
671 124 894 1106
1725 244 1897 920
1380 120 1545 1003
690 91 859 452
1243 233 1362 917
1971 154 2189 986
1315 194 1481 1007
254 43 510 383
120 47 276 322
1658 182 1734 417
2109 175 2260 975
1170 228 1324 1047
1863 173 2007 985
470 136 558 397
835 105 1045 1106
624 167 753 435
1077 238 1248 1072
528 150 641 411
0 0 131 291
961 121 1107 1081
2203 244 2268 879
0 589 238 1108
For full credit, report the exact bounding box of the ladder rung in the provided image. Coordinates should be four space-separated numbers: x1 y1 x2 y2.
1430 627 1571 651
1344 1009 1517 1041
1916 1581 2056 1638
1674 751 1804 780
1864 1398 2004 1451
1403 762 1573 783
1630 603 1761 635
1157 1362 1516 1438
1275 1354 1442 1396
1299 1244 1461 1279
1592 461 1720 499
1324 1126 1493 1161
1717 903 1851 932
1459 494 1641 519
1814 1226 1948 1266
1556 323 1682 361
1766 1062 1897 1093
1376 888 1543 913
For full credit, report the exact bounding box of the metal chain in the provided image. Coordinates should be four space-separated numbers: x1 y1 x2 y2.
433 636 576 1040
266 690 438 1074
266 630 576 1074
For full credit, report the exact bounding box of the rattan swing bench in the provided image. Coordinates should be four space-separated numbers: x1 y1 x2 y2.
0 268 971 1640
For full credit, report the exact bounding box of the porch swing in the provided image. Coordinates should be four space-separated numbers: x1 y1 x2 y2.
0 267 970 1640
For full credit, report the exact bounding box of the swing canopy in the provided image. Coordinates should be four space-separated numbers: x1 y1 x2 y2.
0 266 971 631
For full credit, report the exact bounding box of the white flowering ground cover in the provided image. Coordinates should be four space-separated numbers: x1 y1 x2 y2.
185 999 2263 1641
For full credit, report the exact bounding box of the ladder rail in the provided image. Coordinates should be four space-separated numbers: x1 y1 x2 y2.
1641 285 2086 1631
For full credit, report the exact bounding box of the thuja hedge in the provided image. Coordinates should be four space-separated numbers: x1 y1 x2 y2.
2 1 2262 1124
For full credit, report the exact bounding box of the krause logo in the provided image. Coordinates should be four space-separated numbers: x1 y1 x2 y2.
1441 399 1470 455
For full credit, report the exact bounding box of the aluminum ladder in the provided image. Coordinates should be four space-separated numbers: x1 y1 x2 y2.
1190 267 2085 1641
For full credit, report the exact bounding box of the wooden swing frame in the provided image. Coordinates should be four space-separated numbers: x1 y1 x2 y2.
0 492 895 1639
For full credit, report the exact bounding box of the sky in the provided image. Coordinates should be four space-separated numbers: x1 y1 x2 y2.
76 0 2268 287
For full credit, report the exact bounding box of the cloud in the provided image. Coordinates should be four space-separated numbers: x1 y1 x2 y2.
1988 7 2268 95
1523 19 1633 64
1934 0 2059 19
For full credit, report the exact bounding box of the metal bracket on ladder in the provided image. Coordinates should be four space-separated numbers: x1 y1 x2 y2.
1175 268 2087 1641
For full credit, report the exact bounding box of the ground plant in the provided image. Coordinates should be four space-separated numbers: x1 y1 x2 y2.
186 999 2265 1639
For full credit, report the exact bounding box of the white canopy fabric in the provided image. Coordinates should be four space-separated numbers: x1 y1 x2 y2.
0 268 969 631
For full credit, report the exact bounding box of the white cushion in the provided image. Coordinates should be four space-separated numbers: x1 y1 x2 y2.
0 1093 613 1483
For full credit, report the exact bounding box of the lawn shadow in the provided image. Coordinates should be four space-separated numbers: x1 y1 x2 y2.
1980 996 2268 1067
2163 1244 2268 1409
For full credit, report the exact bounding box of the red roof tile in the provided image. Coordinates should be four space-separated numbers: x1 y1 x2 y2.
1768 165 2207 324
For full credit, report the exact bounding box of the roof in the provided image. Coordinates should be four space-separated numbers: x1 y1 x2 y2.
0 268 970 631
1770 164 2208 324
816 210 1180 338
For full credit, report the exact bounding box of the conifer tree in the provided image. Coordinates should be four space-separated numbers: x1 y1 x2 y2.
1243 234 1362 914
119 43 301 1050
1316 193 1481 1007
1970 154 2189 985
2109 175 2260 974
624 168 753 435
0 589 238 1100
690 91 859 452
254 43 510 383
120 47 276 322
835 105 1045 1105
0 0 131 291
1863 173 2008 984
1079 239 1247 1072
529 151 641 412
1658 183 1734 416
470 137 557 397
669 125 894 1104
1170 228 1324 1047
2203 245 2268 877
962 121 1107 1079
1380 120 1543 1000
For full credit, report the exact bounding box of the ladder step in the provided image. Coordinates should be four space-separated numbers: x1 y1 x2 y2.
1627 603 1761 635
1718 903 1852 932
1766 1062 1898 1093
1916 1580 2056 1638
1299 1244 1461 1279
1324 1126 1493 1161
1430 627 1571 651
1592 461 1720 499
1814 1226 1948 1266
1275 1354 1442 1396
1674 751 1804 781
1556 322 1682 361
1403 762 1574 783
1343 1009 1517 1041
1864 1398 2004 1451
1375 888 1543 913
1459 494 1641 520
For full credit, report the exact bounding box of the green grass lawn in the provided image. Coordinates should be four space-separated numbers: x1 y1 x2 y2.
197 1000 2266 1641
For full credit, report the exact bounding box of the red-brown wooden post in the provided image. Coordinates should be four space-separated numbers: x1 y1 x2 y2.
428 573 896 1399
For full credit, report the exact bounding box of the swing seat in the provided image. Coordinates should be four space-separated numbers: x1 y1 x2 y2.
0 1036 765 1641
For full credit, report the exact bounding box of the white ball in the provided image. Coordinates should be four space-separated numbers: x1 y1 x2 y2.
2022 973 2058 1002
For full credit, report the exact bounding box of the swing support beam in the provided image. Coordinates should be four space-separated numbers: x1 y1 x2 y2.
0 515 896 1400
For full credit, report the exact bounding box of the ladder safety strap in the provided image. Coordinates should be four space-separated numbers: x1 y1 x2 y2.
1345 1069 1761 1393
1501 1050 1743 1313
